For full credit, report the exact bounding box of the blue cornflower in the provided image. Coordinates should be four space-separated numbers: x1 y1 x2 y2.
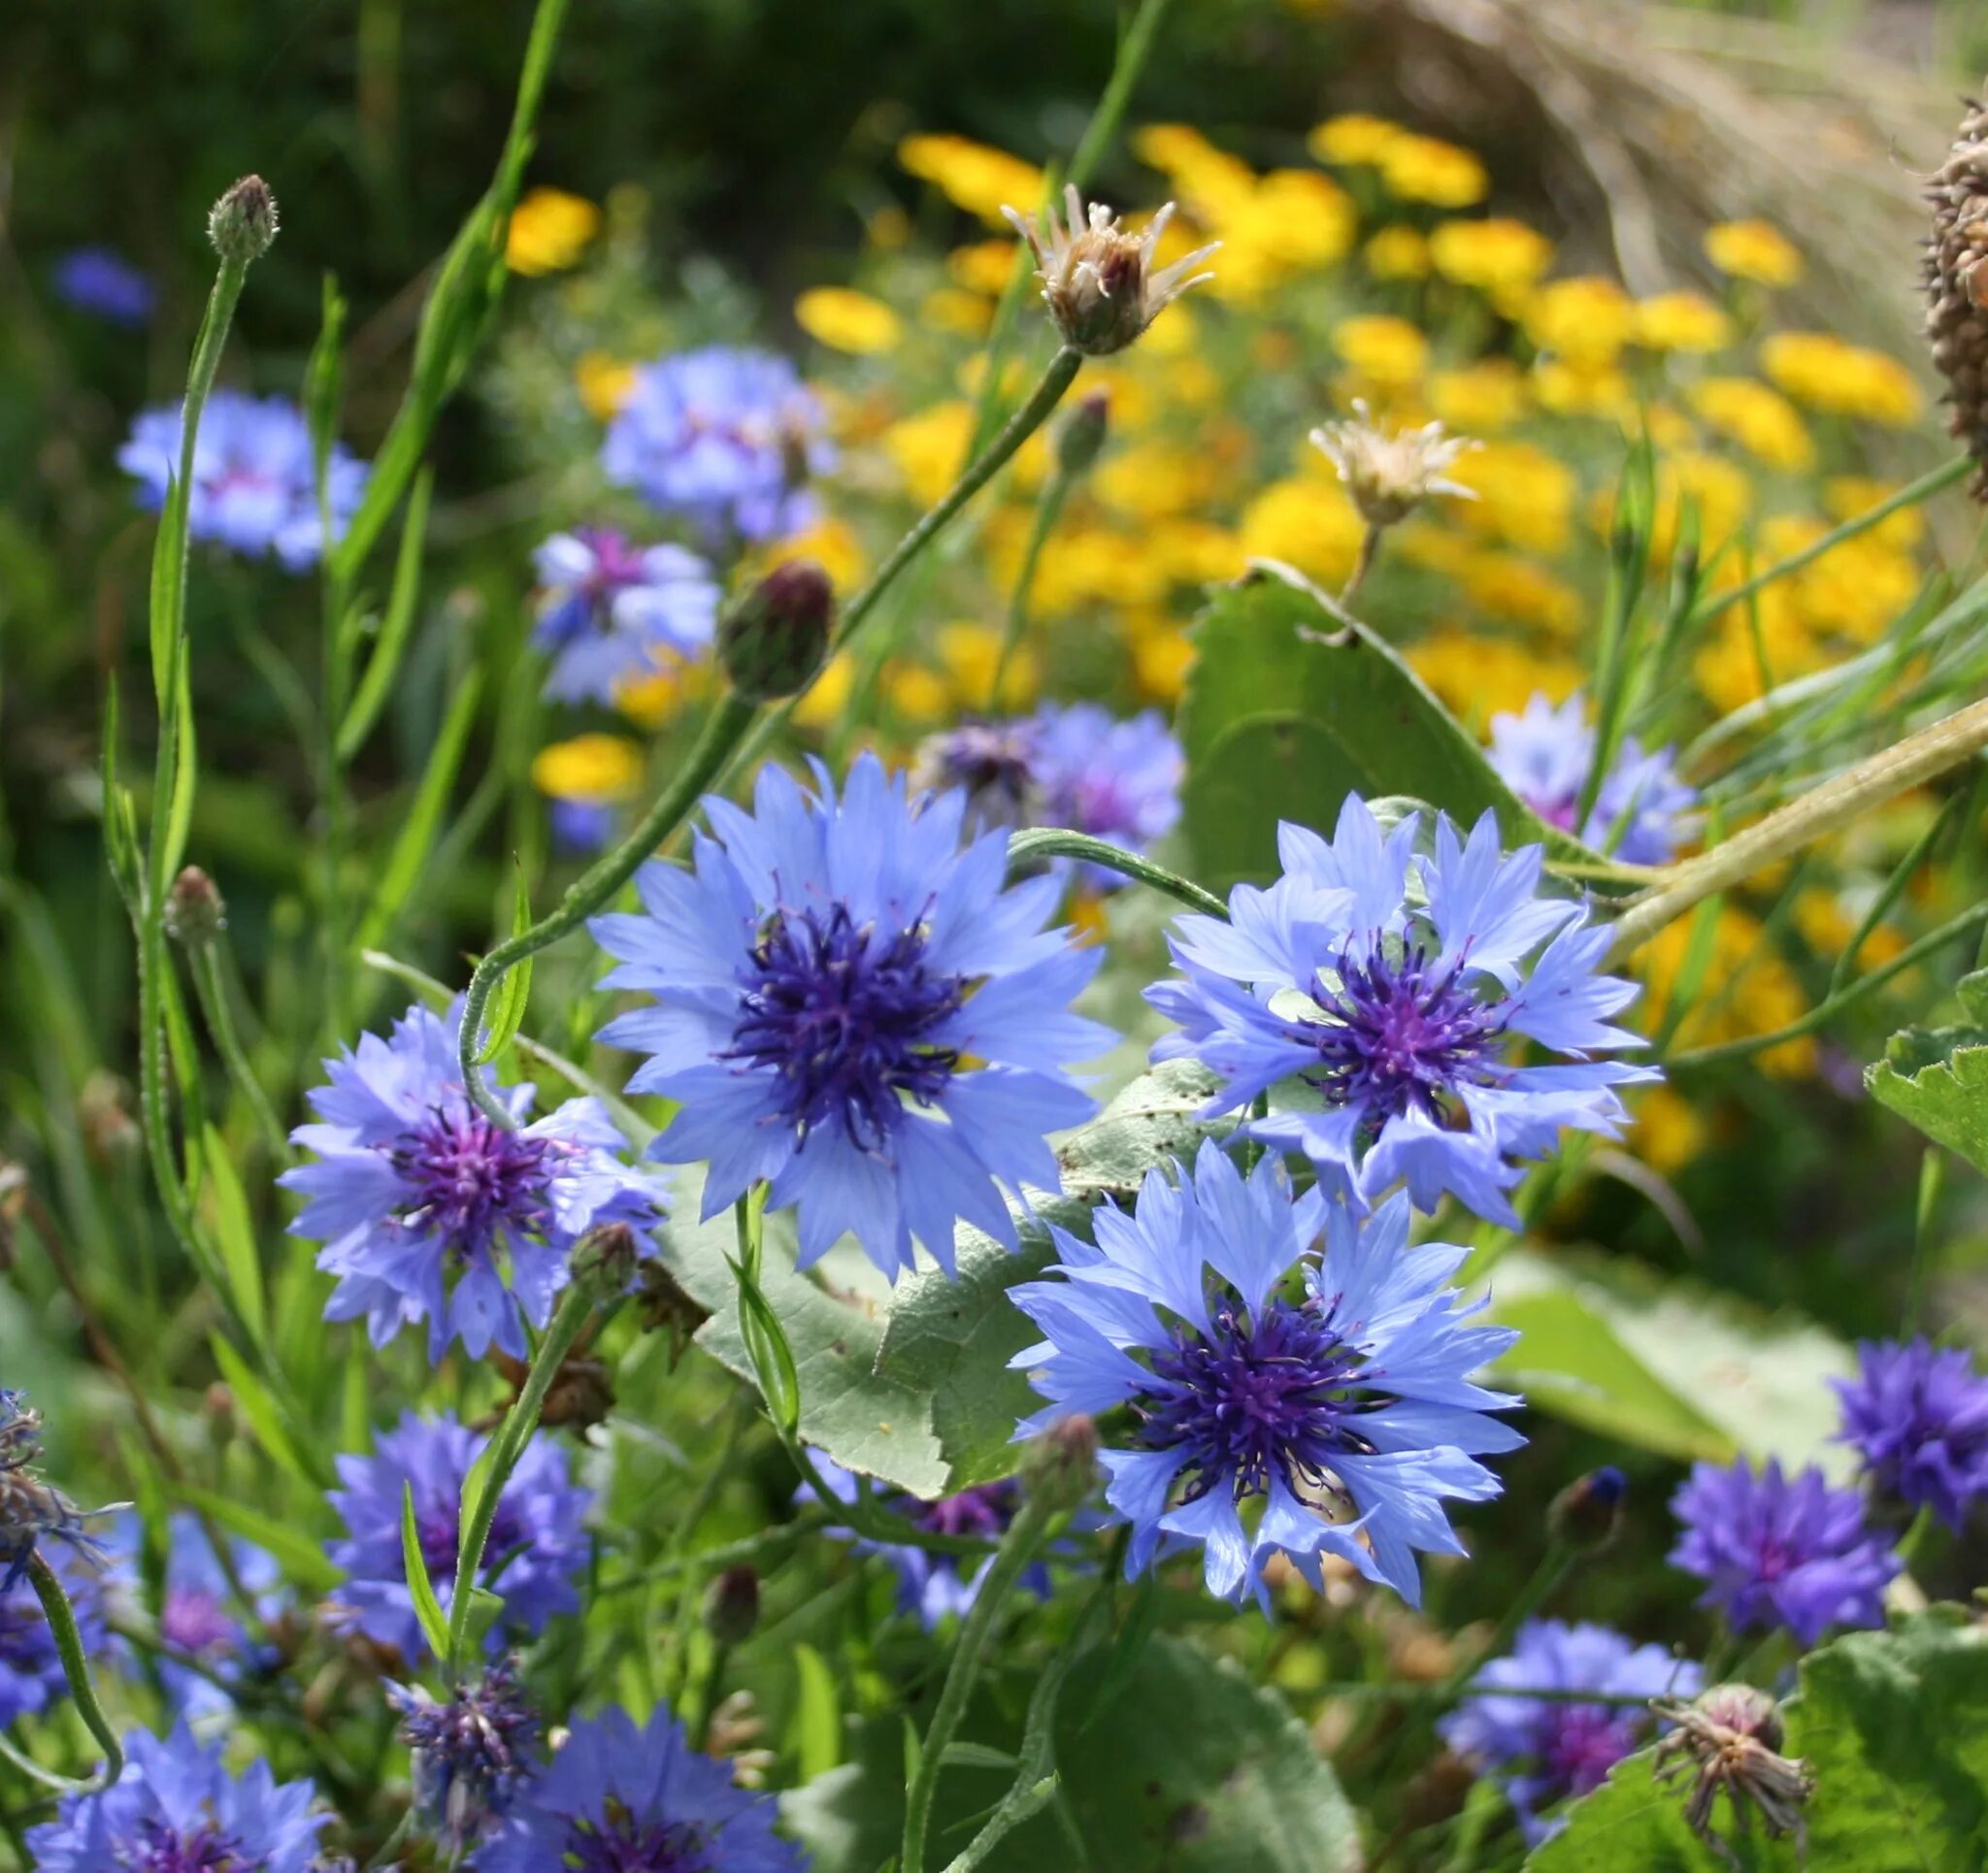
390 1659 540 1851
473 1705 805 1873
1441 1620 1701 1844
803 1457 1047 1628
591 752 1111 1281
531 528 720 704
909 721 1043 836
282 1002 662 1363
0 1543 110 1730
602 345 832 543
118 389 367 570
1486 692 1697 867
0 1391 103 1584
1146 795 1652 1227
1669 1458 1900 1646
1010 1139 1522 1610
26 1721 327 1873
1031 703 1185 888
113 1512 283 1718
326 1411 590 1664
52 247 155 326
1835 1336 1988 1529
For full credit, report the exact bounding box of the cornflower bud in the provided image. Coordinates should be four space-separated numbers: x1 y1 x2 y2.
208 175 280 265
703 1564 761 1647
1002 187 1217 356
1548 1464 1627 1553
163 865 226 946
717 560 834 702
570 1220 640 1305
1019 1413 1099 1512
1055 390 1111 478
1925 96 1988 497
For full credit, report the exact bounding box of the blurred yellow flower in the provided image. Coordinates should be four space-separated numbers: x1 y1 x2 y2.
1692 594 1817 713
1640 451 1754 559
1427 218 1553 294
883 402 973 507
1150 520 1247 586
1450 442 1574 555
1792 888 1906 969
765 515 869 594
1408 633 1581 725
1331 314 1428 391
935 621 1038 709
1162 354 1224 411
1211 170 1358 304
1456 550 1581 636
1239 476 1369 584
1634 292 1734 353
882 661 953 722
1130 623 1196 704
794 286 903 355
614 656 714 732
1378 135 1488 208
576 352 636 420
899 134 1044 226
506 187 600 275
1030 527 1172 614
1523 276 1635 367
1689 377 1814 471
1427 360 1527 434
1640 904 1815 1078
866 205 911 250
1704 219 1804 288
531 734 643 802
1133 123 1259 223
1532 360 1635 421
1093 441 1220 520
1823 476 1925 551
1364 226 1431 280
1307 114 1406 167
921 287 994 337
948 240 1018 296
792 652 856 732
1777 529 1920 642
1760 333 1922 424
1632 1086 1710 1174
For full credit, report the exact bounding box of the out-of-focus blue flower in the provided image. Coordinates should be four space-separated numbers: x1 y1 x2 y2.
1010 1139 1521 1610
530 528 720 704
909 721 1042 836
1486 692 1696 867
1835 1336 1988 1530
473 1705 804 1872
282 1002 662 1363
1441 1619 1700 1844
591 752 1111 1282
1031 703 1184 889
1146 795 1653 1227
1669 1458 1900 1646
325 1412 590 1664
52 247 155 326
0 1391 102 1584
118 389 367 570
0 1543 109 1730
113 1512 283 1718
26 1721 326 1872
602 345 832 544
390 1659 539 1852
550 799 618 855
802 1457 1047 1628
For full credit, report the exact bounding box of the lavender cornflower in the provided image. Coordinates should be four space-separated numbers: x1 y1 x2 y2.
1835 1336 1988 1529
26 1722 327 1873
52 247 155 326
1441 1620 1701 1844
118 389 367 570
0 1391 102 1583
531 529 720 704
390 1660 539 1850
114 1512 282 1717
1010 1139 1522 1610
282 1002 661 1363
1486 692 1697 866
591 752 1111 1281
802 1457 1047 1628
326 1412 590 1664
1146 795 1652 1227
1669 1458 1901 1646
472 1705 805 1873
0 1543 109 1730
602 345 832 543
908 719 1042 835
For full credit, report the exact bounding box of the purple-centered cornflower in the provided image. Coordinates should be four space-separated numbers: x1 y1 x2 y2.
113 1512 283 1718
590 752 1112 1281
1835 1336 1988 1529
1010 1139 1522 1611
118 389 367 571
1669 1458 1901 1647
1440 1620 1701 1845
1486 692 1697 867
802 1457 1047 1628
1146 794 1652 1228
26 1721 327 1873
602 345 832 544
531 529 720 705
282 1002 662 1363
0 1543 110 1730
52 246 155 326
909 721 1042 836
325 1412 590 1665
473 1704 805 1873
1031 703 1185 889
390 1660 540 1851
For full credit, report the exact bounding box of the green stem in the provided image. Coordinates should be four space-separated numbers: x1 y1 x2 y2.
901 1496 1055 1873
30 1552 123 1792
187 940 287 1159
1005 827 1228 916
991 466 1075 708
1340 524 1381 607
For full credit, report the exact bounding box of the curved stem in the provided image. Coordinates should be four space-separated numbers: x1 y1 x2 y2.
30 1553 123 1793
1005 828 1228 917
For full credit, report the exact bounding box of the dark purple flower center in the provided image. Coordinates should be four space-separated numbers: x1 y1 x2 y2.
935 727 1037 816
161 1587 240 1658
402 1664 539 1840
912 1481 1017 1542
563 1801 713 1872
1142 1298 1370 1505
390 1107 554 1262
1541 1706 1640 1797
132 1820 256 1873
1307 941 1509 1123
723 903 968 1152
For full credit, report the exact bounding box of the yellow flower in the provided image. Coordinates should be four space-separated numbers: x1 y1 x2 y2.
882 660 952 723
1427 360 1527 434
1127 615 1196 704
764 516 869 594
1378 135 1488 208
883 402 973 508
613 656 714 731
1029 527 1172 614
1427 218 1553 295
1408 633 1582 726
1646 451 1754 559
1456 550 1581 637
1331 314 1428 391
1364 226 1430 280
1133 124 1259 224
1162 354 1224 411
1634 292 1734 353
1704 219 1804 288
505 187 600 275
1093 441 1220 520
794 286 903 355
792 652 856 732
1522 276 1635 367
575 352 636 420
898 134 1044 226
866 205 911 250
1238 477 1368 585
947 240 1018 296
921 287 993 337
1639 905 1815 1078
1195 168 1355 304
1449 442 1575 555
1148 520 1247 586
1691 594 1816 714
935 622 1038 709
1689 377 1814 471
1759 333 1922 425
1532 360 1635 421
1792 888 1906 969
1823 476 1925 551
530 734 643 803
1307 114 1407 167
1632 1086 1710 1174
1787 535 1920 642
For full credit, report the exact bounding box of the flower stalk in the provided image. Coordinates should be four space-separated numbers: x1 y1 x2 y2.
30 1552 124 1793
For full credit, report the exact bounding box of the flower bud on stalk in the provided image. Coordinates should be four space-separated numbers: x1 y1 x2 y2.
208 175 280 266
1055 391 1110 479
1309 400 1476 530
1548 1464 1627 1554
1926 96 1988 497
1019 1414 1099 1513
570 1220 640 1305
703 1564 761 1647
717 560 834 701
163 865 226 946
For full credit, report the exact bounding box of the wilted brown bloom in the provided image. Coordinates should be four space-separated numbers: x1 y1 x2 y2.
1002 187 1217 355
1651 1683 1814 1869
1925 96 1988 498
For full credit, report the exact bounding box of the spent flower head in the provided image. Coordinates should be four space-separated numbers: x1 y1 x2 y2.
390 1659 540 1851
1002 186 1217 355
1651 1684 1814 1870
1834 1334 1988 1529
1309 400 1477 528
0 1391 102 1585
530 529 720 705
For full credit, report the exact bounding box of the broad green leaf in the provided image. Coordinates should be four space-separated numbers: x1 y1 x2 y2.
177 1485 340 1595
1867 969 1988 1177
474 866 535 1066
1177 566 1604 893
401 1481 453 1663
207 1333 310 1485
786 1642 844 1783
200 1126 267 1347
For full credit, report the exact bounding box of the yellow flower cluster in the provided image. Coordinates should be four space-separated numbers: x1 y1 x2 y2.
506 187 600 275
1760 333 1923 425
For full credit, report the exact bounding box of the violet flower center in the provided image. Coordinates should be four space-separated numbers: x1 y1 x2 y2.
132 1820 256 1873
390 1108 554 1262
161 1586 240 1658
563 1803 713 1873
1309 941 1509 1121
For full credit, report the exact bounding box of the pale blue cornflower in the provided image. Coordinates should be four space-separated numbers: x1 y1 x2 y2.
530 528 719 704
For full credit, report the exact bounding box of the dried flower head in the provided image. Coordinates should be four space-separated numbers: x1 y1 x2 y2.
1002 186 1217 355
1309 400 1477 528
1925 96 1988 497
0 1392 102 1586
1651 1684 1814 1869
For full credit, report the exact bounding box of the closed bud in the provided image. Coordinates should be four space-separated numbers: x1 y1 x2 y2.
570 1221 639 1304
208 175 280 265
1055 391 1110 478
1548 1464 1626 1552
717 561 834 702
703 1564 761 1646
164 866 226 946
1019 1413 1098 1512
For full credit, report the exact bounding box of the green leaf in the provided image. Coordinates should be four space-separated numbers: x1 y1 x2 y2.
401 1481 453 1663
1867 969 1988 1176
730 1250 803 1435
474 866 535 1066
207 1333 310 1485
199 1126 267 1348
176 1486 340 1595
1177 566 1604 894
355 671 484 952
337 464 434 763
786 1642 844 1783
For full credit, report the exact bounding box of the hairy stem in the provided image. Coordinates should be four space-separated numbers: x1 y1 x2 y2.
30 1553 124 1792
